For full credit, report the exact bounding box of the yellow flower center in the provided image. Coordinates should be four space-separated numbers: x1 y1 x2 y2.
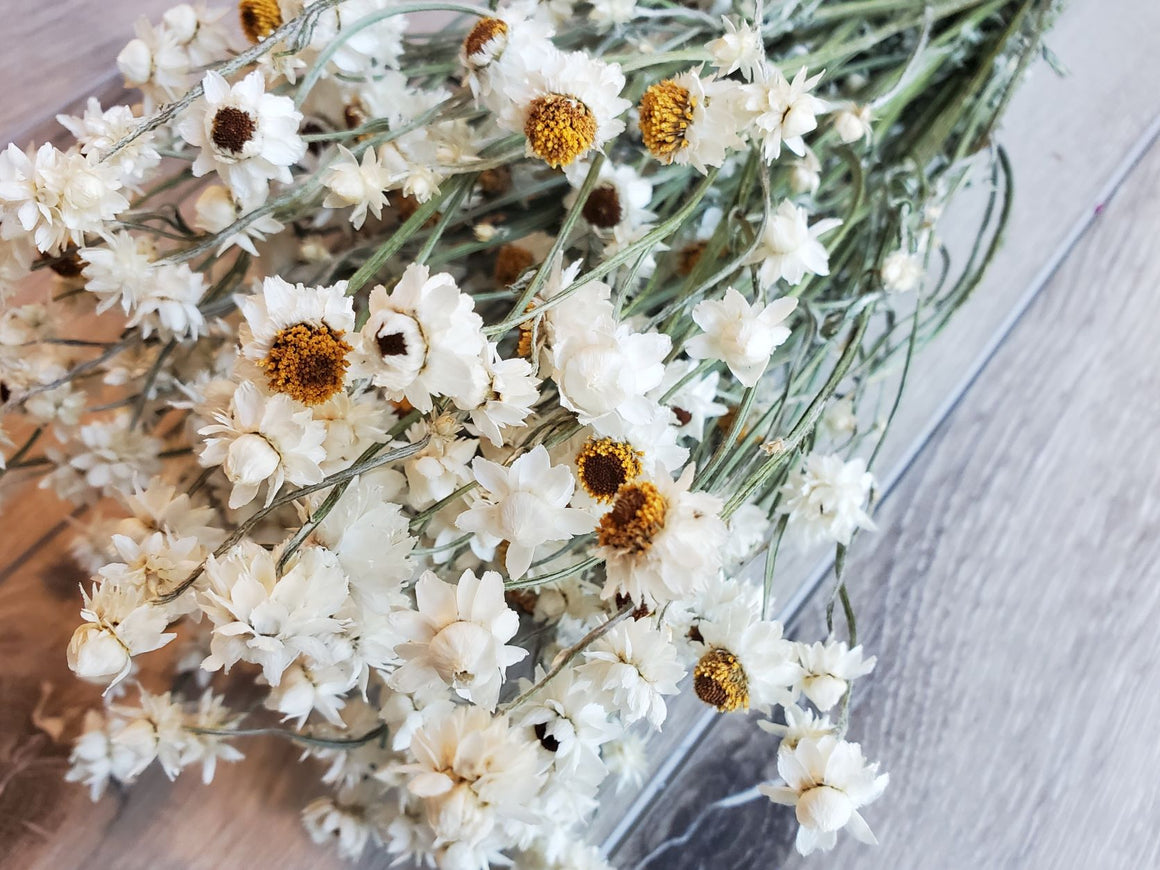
463 17 509 63
598 481 666 553
577 437 642 503
524 94 597 169
238 0 283 44
516 302 538 359
639 79 695 163
694 647 749 712
263 322 352 406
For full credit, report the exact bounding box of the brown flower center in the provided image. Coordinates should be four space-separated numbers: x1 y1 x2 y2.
211 106 257 154
524 94 597 169
239 0 283 44
376 331 408 357
577 437 642 503
582 183 623 229
694 648 749 712
263 322 352 406
639 79 695 163
495 244 536 286
598 481 666 553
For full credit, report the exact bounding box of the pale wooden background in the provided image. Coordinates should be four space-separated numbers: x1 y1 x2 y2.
3 1 1160 868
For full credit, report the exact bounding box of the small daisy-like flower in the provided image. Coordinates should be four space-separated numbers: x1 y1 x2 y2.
322 145 395 230
708 18 765 82
691 599 802 713
406 705 545 847
389 569 526 710
193 184 286 255
57 97 162 191
491 46 631 169
565 161 655 233
456 445 592 579
464 342 541 447
197 381 327 509
743 66 827 162
758 735 888 855
833 103 873 144
795 639 877 711
746 200 842 288
361 263 487 412
63 413 162 500
178 70 306 208
302 792 377 861
198 541 351 685
757 703 836 751
686 286 798 387
68 582 175 687
779 452 876 548
880 249 923 293
514 665 618 774
238 276 356 407
575 436 642 504
638 70 745 173
579 616 684 729
597 465 726 607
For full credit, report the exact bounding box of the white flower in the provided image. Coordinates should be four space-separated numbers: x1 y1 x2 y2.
303 794 377 860
406 705 545 849
68 582 175 687
790 148 822 195
692 598 802 712
650 359 727 440
80 231 156 316
758 734 888 855
57 97 162 191
389 569 526 710
489 44 631 169
193 184 286 255
880 249 923 293
237 275 357 406
459 6 553 97
743 66 827 162
129 262 207 341
579 616 684 729
589 0 635 28
198 381 327 509
178 70 305 208
64 413 162 500
309 474 415 610
833 104 873 144
795 639 877 711
457 445 592 579
686 287 798 387
757 703 835 751
465 343 540 447
708 18 765 81
597 465 726 608
551 316 670 439
564 161 655 234
638 70 746 174
779 452 876 547
0 143 128 253
322 145 394 229
267 660 357 727
361 263 487 412
303 0 408 77
747 200 842 287
403 414 478 509
514 665 618 774
198 542 350 685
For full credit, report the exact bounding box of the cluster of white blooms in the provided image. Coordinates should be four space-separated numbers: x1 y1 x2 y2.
0 0 1049 862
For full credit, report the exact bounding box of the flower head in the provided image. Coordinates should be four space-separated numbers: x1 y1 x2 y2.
780 452 876 547
744 66 827 162
686 287 798 387
747 200 841 288
638 70 744 173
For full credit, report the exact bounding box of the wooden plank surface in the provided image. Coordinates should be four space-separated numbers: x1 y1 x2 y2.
2 1 1159 868
612 94 1160 870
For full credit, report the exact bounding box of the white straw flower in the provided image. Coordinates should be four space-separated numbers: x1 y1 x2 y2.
361 263 487 412
596 465 726 608
322 145 395 229
747 199 842 287
457 445 592 579
178 70 306 208
579 616 684 729
198 381 327 509
68 582 175 687
389 569 526 710
464 343 540 447
743 66 827 161
708 18 765 82
638 70 746 173
686 287 798 387
880 249 923 293
779 452 876 547
795 639 877 711
758 734 888 855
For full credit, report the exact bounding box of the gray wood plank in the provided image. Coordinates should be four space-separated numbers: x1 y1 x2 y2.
612 90 1160 870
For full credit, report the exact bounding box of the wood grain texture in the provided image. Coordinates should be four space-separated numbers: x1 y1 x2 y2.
2 1 1159 868
612 109 1160 870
